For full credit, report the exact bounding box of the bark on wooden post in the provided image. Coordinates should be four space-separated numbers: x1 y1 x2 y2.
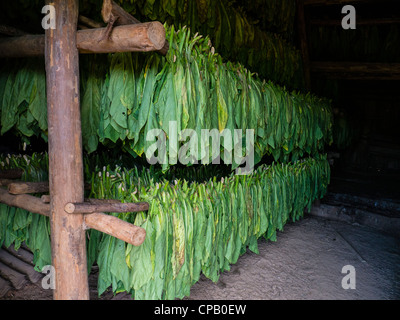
44 0 89 300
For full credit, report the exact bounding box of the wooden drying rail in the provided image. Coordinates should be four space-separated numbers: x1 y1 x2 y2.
65 201 149 214
304 0 377 5
0 169 24 180
101 0 169 56
0 188 147 247
0 22 166 58
0 180 90 195
310 61 400 80
310 17 400 26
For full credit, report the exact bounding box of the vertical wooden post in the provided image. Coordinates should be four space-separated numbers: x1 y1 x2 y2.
296 0 312 90
45 0 89 300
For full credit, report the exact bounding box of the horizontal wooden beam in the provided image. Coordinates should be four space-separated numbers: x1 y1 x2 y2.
3 181 90 195
0 22 166 58
78 15 105 29
84 213 146 247
0 169 23 180
8 182 50 195
0 179 14 187
41 194 121 204
311 61 400 80
0 188 50 216
304 0 380 6
65 201 149 214
0 189 145 246
0 25 28 37
102 0 141 25
310 17 400 26
78 22 166 54
101 0 169 56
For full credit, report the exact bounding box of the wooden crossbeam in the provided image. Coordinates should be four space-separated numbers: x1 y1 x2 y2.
0 22 166 58
0 169 23 180
64 201 149 214
8 182 50 195
0 188 50 216
310 17 400 26
102 0 141 25
304 0 379 6
101 0 169 56
0 25 28 37
311 61 400 80
84 213 146 246
41 195 121 204
78 15 105 29
2 181 90 195
0 188 146 247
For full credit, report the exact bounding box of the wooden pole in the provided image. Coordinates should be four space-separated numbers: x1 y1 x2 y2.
78 15 105 29
0 188 50 216
101 0 169 56
0 35 45 58
45 0 89 300
310 17 400 26
310 62 400 80
5 181 90 194
41 194 121 204
304 0 376 6
64 201 149 214
0 25 28 36
102 0 140 25
78 22 166 53
0 169 24 179
84 213 146 247
0 22 166 58
8 182 50 195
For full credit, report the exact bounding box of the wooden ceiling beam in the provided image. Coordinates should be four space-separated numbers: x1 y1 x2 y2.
311 61 400 80
304 0 384 6
310 17 400 26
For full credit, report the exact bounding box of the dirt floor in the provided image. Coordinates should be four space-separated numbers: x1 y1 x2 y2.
1 215 399 300
187 216 400 300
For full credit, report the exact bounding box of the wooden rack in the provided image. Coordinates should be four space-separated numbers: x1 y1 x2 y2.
0 0 168 300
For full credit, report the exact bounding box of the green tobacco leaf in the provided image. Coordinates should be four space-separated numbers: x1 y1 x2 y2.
81 59 102 153
171 203 185 279
107 53 135 131
128 217 154 290
110 239 131 293
97 234 115 296
28 66 47 131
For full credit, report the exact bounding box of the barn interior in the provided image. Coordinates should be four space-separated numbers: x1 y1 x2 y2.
0 0 399 301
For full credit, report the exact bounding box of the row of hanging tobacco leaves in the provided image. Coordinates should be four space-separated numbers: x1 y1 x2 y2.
77 0 302 87
231 0 297 41
0 152 330 299
0 26 333 170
